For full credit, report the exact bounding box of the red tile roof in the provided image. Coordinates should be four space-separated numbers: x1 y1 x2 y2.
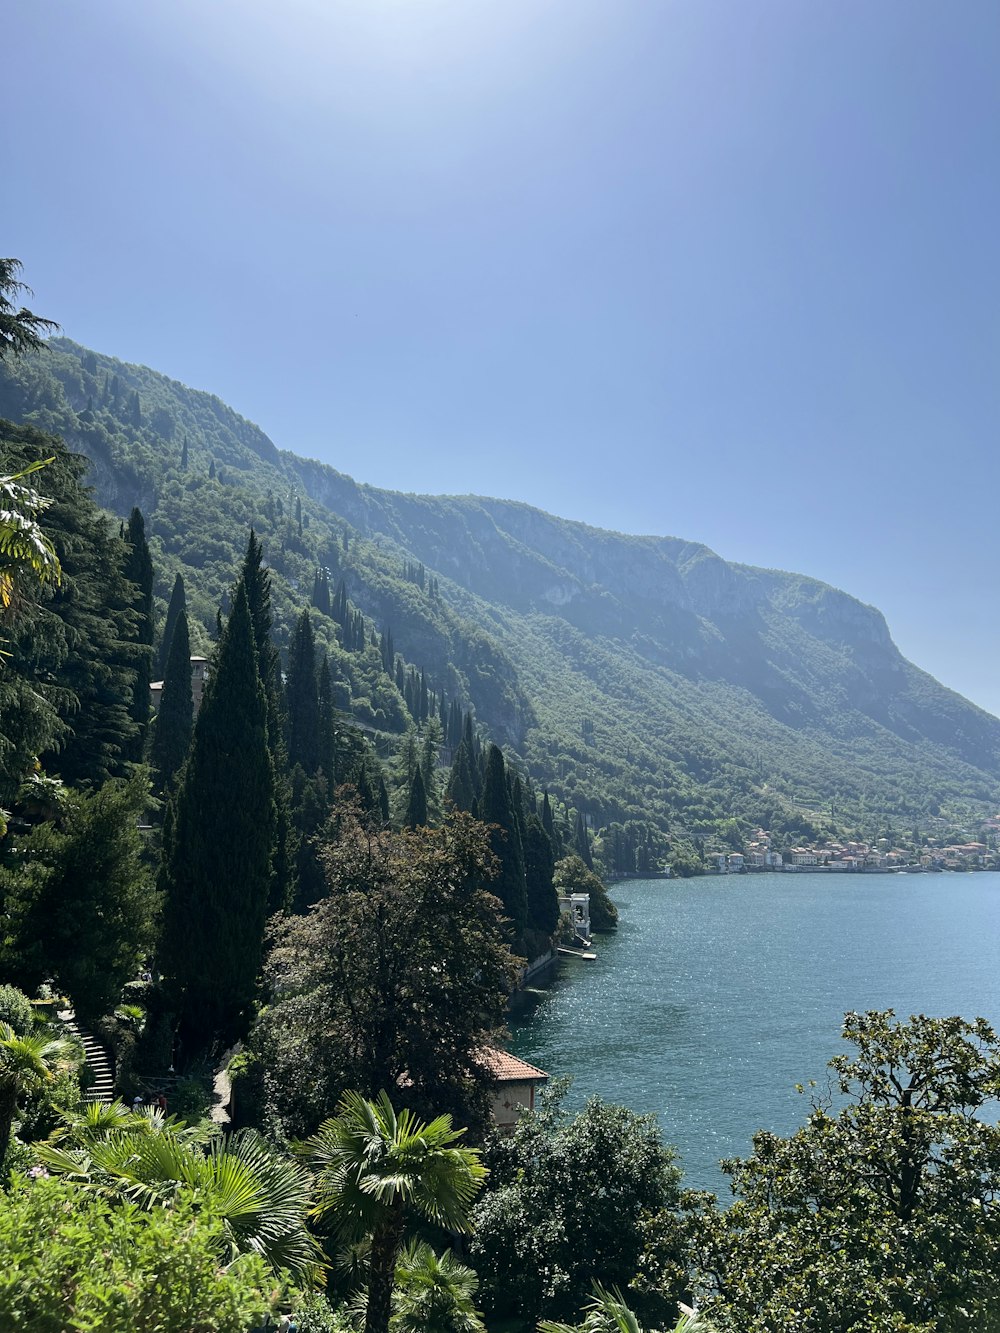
481 1047 549 1083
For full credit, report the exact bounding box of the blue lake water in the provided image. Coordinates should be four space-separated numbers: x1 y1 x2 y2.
510 871 1000 1193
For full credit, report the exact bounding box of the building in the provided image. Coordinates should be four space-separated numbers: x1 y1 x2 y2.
557 891 591 944
150 655 210 717
482 1048 548 1133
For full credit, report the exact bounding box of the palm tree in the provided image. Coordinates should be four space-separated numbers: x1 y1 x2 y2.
391 1240 486 1333
36 1112 321 1279
538 1286 716 1333
0 1019 74 1166
303 1090 487 1333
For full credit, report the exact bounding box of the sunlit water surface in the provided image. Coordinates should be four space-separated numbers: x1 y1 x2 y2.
510 872 1000 1192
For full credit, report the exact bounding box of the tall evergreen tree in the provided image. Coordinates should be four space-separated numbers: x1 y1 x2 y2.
158 572 186 677
149 606 192 795
446 736 476 813
286 610 320 775
180 434 188 470
317 654 337 782
574 809 595 872
237 531 293 911
479 744 527 939
523 813 559 937
541 790 558 853
159 583 276 1055
405 765 428 830
123 507 154 760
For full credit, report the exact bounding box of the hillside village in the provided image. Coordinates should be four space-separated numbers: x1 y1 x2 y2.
708 823 1000 875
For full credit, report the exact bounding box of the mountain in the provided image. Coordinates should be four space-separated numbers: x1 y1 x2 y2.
2 337 998 858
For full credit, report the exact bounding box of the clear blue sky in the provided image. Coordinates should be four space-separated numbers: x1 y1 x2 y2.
7 1 1000 713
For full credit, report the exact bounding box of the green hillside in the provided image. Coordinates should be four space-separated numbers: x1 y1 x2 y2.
3 336 998 860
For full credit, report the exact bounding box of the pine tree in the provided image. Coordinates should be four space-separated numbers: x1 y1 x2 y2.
149 606 192 794
123 507 154 760
180 435 188 470
405 765 428 830
158 573 186 677
480 744 527 939
159 583 275 1055
286 610 320 774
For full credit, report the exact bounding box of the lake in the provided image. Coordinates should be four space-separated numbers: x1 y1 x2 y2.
510 871 1000 1193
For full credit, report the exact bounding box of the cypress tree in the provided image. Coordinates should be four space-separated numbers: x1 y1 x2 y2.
574 809 595 872
208 458 216 480
236 532 293 915
158 572 186 677
159 582 275 1055
524 813 559 936
286 609 320 774
480 744 527 939
149 606 192 794
542 790 561 856
317 654 337 781
123 507 154 760
446 736 476 812
405 765 428 829
420 724 440 821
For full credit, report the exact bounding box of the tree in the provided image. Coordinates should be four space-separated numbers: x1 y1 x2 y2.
37 1106 321 1280
286 608 320 774
479 744 527 940
1 422 141 794
0 459 61 625
157 570 186 677
149 604 192 793
523 813 560 939
123 506 154 759
0 258 58 361
469 1089 687 1328
691 1011 1000 1333
160 581 276 1055
0 1020 73 1167
1 774 157 1025
247 805 518 1138
304 1090 487 1333
404 764 428 829
390 1240 486 1333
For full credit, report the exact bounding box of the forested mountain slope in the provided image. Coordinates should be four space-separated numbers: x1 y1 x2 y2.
3 337 998 853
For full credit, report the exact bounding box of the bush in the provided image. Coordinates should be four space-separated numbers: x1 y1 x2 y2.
0 985 34 1036
0 1176 289 1331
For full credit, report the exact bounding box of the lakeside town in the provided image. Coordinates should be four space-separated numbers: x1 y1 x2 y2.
706 820 1000 874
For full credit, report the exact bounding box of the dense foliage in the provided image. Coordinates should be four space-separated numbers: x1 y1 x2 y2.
245 805 519 1139
0 1176 288 1332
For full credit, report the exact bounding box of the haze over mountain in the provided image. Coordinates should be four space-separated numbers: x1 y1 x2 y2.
3 337 998 855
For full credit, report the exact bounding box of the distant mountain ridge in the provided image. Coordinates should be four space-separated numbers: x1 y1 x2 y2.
2 337 998 853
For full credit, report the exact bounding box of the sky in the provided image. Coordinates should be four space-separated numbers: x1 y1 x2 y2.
6 1 1000 712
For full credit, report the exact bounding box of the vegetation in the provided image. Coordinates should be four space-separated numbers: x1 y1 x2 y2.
0 1176 290 1332
245 804 519 1138
469 1087 687 1328
304 1091 486 1333
4 333 998 866
4 263 1000 1333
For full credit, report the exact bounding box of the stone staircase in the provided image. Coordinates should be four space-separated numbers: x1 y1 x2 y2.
58 1011 115 1104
